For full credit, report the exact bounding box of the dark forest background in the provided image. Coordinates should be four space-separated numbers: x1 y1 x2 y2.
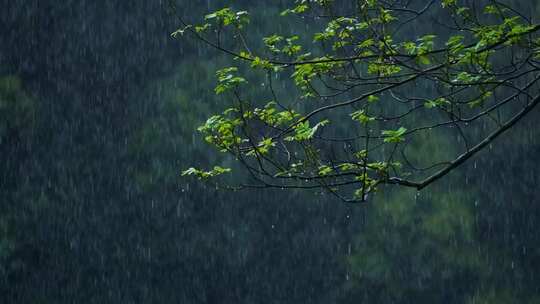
1 1 539 303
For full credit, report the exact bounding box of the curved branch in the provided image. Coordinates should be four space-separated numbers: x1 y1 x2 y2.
388 94 540 190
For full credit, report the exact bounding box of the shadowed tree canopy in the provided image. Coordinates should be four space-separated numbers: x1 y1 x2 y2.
177 0 540 203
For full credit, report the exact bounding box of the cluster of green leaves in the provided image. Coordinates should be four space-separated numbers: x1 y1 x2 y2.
214 67 247 94
285 119 329 142
181 166 231 179
382 127 407 143
197 110 243 152
177 0 540 202
205 8 249 28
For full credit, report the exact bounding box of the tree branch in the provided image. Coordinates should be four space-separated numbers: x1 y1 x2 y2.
388 94 540 190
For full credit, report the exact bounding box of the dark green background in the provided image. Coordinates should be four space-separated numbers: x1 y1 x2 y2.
1 1 539 303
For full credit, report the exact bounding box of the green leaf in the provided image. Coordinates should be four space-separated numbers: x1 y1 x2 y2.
214 67 247 94
318 165 333 176
441 0 457 8
350 110 374 124
424 97 450 109
288 119 330 141
182 166 232 179
418 55 431 65
453 72 481 84
484 5 498 15
382 127 407 143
